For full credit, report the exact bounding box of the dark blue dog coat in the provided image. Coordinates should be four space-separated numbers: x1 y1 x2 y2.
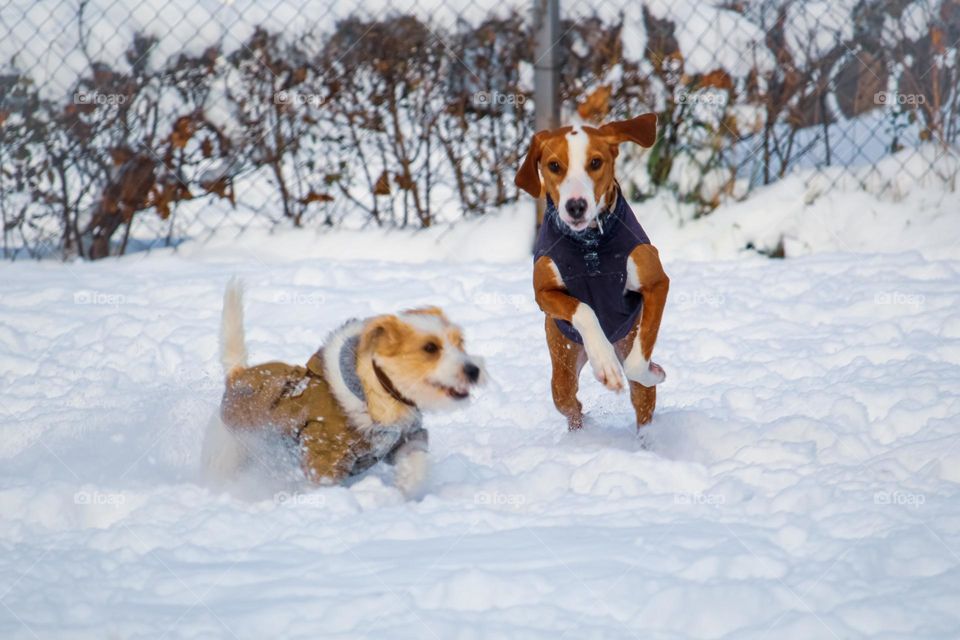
534 192 650 345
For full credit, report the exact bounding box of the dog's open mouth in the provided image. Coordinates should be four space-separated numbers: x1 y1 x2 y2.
431 382 470 400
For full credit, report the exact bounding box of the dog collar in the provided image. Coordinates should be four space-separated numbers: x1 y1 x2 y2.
372 359 417 408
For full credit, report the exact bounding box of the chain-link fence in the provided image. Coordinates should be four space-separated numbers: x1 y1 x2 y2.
1 0 958 260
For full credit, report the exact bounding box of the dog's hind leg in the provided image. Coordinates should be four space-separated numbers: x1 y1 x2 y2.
200 413 247 485
546 318 587 430
622 245 669 387
618 323 658 429
629 382 657 428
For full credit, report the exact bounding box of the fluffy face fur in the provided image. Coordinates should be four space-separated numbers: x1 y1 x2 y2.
514 114 658 231
357 307 485 417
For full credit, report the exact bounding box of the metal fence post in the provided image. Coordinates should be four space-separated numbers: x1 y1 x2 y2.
533 0 560 228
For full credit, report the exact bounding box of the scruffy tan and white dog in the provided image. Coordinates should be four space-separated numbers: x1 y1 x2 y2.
201 281 484 497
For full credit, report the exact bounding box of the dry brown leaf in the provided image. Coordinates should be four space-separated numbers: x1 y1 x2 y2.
374 171 391 195
699 69 733 91
200 176 235 205
171 115 195 149
299 191 334 205
109 147 133 167
577 85 612 124
395 171 415 191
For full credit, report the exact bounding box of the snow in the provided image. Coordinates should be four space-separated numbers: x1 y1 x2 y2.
2 1 958 633
2 187 960 638
0 0 522 98
633 143 960 261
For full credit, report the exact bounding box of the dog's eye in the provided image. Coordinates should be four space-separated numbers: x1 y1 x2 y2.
422 341 440 354
590 157 603 170
547 161 561 173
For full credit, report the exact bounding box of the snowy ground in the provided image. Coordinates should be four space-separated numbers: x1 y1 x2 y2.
2 221 960 638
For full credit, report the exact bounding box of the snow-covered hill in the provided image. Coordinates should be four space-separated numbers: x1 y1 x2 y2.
2 239 959 637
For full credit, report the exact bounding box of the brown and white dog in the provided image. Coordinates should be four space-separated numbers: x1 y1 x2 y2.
515 114 669 431
202 281 485 497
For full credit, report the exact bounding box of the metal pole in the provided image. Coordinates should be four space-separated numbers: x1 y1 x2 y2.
533 0 559 227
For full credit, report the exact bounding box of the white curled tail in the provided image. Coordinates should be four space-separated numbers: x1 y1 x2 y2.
220 278 247 375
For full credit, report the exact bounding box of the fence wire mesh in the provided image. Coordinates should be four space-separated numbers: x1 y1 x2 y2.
1 0 958 260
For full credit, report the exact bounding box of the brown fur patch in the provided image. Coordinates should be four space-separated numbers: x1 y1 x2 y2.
537 134 570 206
627 244 669 361
545 316 586 430
533 256 580 322
515 126 572 199
359 315 410 357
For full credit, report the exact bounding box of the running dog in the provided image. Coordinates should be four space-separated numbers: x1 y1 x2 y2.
202 281 484 496
515 114 669 430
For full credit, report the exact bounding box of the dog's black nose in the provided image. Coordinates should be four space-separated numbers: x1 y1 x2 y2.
565 198 587 220
463 363 480 382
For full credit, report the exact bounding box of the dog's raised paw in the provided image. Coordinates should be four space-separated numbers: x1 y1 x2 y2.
590 351 625 393
625 360 666 387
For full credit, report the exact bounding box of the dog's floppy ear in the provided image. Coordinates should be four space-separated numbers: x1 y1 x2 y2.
599 113 658 148
360 314 406 356
515 129 551 198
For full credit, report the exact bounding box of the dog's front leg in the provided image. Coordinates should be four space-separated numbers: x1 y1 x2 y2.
622 244 669 387
391 439 429 498
534 257 625 392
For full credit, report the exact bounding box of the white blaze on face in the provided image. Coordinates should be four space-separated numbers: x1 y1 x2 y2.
556 126 600 230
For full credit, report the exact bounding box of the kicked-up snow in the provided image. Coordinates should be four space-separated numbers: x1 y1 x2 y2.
1 230 959 637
